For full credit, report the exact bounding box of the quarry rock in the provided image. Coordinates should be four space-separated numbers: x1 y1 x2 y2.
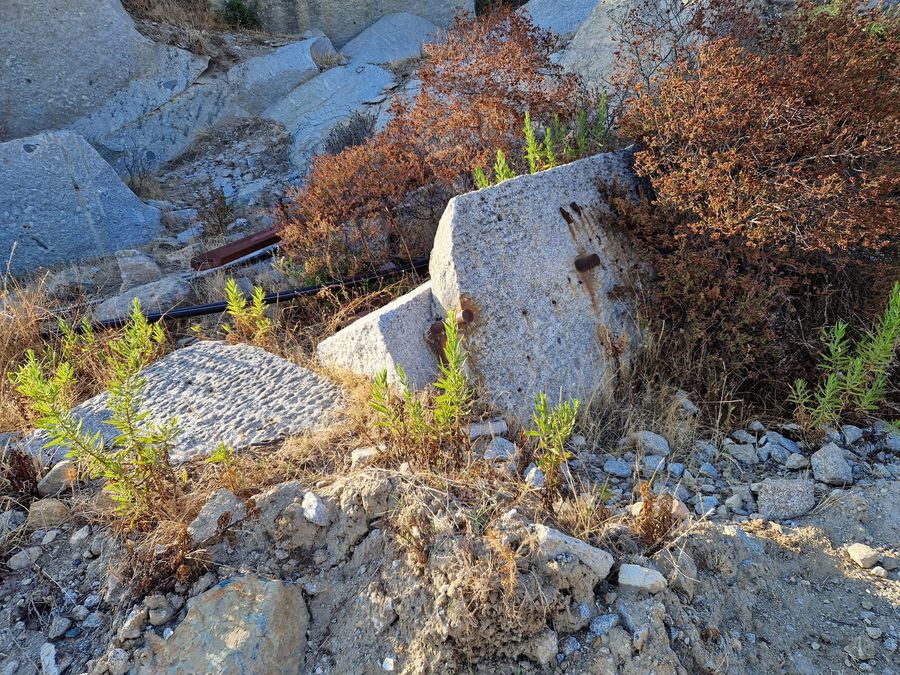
342 13 439 65
37 460 78 497
263 63 396 171
0 0 206 140
618 564 667 593
757 479 816 520
243 0 473 46
811 443 854 485
429 150 640 423
26 342 343 465
228 36 335 114
317 282 441 390
533 524 614 581
188 489 248 545
0 131 162 275
94 275 193 323
520 0 601 39
141 576 308 673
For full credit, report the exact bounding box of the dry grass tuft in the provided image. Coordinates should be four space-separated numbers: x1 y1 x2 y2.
633 481 677 550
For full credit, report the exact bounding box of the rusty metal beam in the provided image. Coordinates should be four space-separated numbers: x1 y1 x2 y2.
190 227 281 271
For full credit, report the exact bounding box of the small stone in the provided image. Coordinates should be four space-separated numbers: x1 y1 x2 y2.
844 635 877 661
26 498 70 529
667 462 685 479
763 431 801 454
757 479 816 520
302 492 330 527
695 496 718 517
640 455 666 478
731 429 756 444
69 525 91 546
617 564 667 593
869 566 887 578
107 647 132 675
698 462 718 478
589 614 619 636
811 443 853 485
525 628 558 665
841 424 864 446
39 643 59 675
847 543 880 569
784 453 809 470
350 446 379 467
626 431 670 456
725 443 759 465
725 494 743 510
467 418 508 440
525 464 545 488
865 627 882 639
381 657 395 671
187 489 246 545
37 460 77 497
603 458 632 478
560 636 580 656
884 637 897 652
82 612 104 629
47 615 72 640
117 605 148 640
7 545 42 570
41 530 58 545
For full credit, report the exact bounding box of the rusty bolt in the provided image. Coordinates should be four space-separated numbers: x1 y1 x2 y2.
575 253 601 272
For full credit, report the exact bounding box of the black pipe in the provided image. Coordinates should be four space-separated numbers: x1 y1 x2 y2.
50 257 430 334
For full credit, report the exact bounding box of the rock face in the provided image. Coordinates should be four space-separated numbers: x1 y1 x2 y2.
520 0 600 38
558 0 637 87
0 0 206 141
245 0 473 46
141 576 308 674
317 282 441 389
0 131 162 275
342 12 439 65
25 341 343 465
430 150 640 422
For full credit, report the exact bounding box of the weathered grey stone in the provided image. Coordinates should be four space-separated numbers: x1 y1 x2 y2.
0 510 26 546
520 0 600 39
757 479 816 520
7 546 42 571
847 543 879 569
532 524 614 580
187 489 247 545
26 498 70 529
811 442 853 485
263 63 395 170
342 13 439 65
141 576 308 673
626 430 670 456
37 460 77 497
116 250 163 293
430 151 639 423
26 342 343 465
244 0 472 46
301 492 330 527
604 458 632 478
725 442 759 465
317 282 440 390
228 36 334 114
0 131 162 275
617 564 667 593
94 276 193 323
0 0 206 140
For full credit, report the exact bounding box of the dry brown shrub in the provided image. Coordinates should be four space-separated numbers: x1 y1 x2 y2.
278 9 578 279
612 1 900 403
633 481 677 550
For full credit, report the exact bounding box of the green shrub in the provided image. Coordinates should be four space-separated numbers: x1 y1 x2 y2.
222 278 272 346
791 282 900 428
221 0 261 28
11 300 180 529
527 393 580 494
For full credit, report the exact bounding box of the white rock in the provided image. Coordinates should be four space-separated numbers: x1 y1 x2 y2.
116 250 163 293
525 465 545 488
350 447 380 467
617 564 667 593
39 642 59 675
533 524 614 580
483 437 518 462
847 543 879 569
117 605 148 640
70 525 91 546
301 492 331 527
7 546 42 571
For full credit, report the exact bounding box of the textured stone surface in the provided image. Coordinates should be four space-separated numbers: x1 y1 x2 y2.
27 342 343 465
141 576 308 673
618 564 667 593
247 0 472 46
94 276 193 323
0 0 206 140
0 131 162 275
520 0 600 38
811 443 854 485
430 150 640 423
847 543 879 569
263 64 395 170
317 282 440 389
757 479 816 520
188 489 247 545
342 13 439 65
228 36 334 114
533 524 614 581
26 499 70 529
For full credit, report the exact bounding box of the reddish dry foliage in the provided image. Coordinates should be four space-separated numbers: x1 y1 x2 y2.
634 481 676 549
611 2 900 401
279 10 578 279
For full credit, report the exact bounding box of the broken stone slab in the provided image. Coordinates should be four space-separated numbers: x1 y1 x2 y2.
228 35 336 114
317 281 441 390
519 0 600 39
25 341 343 465
532 524 614 581
0 131 162 276
0 0 207 141
341 13 439 65
141 576 308 673
430 150 640 424
617 563 667 593
242 0 472 46
263 63 395 171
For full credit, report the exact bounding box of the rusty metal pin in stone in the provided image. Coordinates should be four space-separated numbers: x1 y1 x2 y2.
574 254 601 273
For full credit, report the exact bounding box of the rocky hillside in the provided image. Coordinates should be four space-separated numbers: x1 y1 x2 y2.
0 1 897 674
